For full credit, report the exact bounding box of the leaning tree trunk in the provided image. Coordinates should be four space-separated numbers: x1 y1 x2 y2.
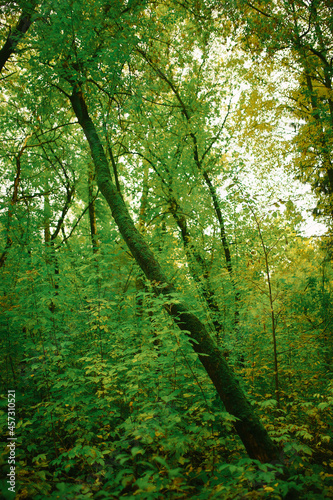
69 84 281 464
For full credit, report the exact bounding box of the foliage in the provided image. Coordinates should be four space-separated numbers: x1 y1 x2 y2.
0 0 333 499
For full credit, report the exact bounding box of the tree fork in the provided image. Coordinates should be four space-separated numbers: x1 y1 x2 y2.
69 84 282 464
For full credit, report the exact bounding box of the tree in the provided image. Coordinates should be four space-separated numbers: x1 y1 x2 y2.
0 0 281 463
1 1 333 498
69 79 280 462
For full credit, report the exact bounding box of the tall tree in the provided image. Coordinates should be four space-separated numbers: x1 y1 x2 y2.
2 0 281 463
69 81 281 463
3 0 326 476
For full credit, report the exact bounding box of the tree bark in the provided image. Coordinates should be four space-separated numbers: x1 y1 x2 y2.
69 84 281 464
0 1 37 73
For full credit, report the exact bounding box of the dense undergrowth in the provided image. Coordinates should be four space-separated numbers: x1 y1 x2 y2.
1 2 333 496
1 244 333 500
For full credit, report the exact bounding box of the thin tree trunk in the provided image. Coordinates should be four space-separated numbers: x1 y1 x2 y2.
138 163 149 229
168 198 223 337
305 72 333 212
88 163 99 253
190 133 240 325
252 210 280 408
0 138 30 267
44 183 58 310
44 178 51 245
136 162 149 317
137 50 239 324
69 84 282 464
43 167 75 303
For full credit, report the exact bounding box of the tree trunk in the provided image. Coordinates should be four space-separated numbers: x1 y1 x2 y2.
305 72 333 217
69 84 281 464
0 139 28 267
88 163 99 253
0 1 37 73
168 198 223 337
137 49 239 320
